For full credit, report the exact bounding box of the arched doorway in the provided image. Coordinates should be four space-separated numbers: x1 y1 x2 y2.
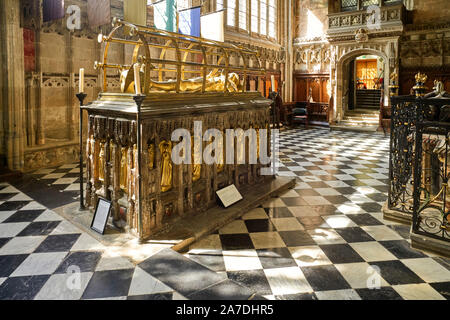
335 48 390 122
348 54 385 111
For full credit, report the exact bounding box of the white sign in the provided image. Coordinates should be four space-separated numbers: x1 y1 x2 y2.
91 198 112 234
216 184 243 208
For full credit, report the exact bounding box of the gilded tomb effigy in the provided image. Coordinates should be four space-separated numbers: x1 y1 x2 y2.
82 18 276 241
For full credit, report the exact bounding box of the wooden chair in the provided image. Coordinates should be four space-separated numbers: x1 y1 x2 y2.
291 101 308 128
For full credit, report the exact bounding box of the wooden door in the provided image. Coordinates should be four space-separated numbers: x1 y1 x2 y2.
356 59 377 90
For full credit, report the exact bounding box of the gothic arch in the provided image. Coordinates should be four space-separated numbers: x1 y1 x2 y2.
334 47 391 121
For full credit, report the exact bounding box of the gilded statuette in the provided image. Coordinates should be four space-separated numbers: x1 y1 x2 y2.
159 141 173 192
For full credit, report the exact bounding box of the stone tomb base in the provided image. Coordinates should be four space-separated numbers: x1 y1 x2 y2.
57 176 295 253
382 201 412 224
411 231 450 258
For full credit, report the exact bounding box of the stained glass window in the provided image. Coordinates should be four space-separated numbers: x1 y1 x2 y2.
227 0 236 26
260 0 267 35
268 0 276 39
239 0 247 30
216 0 223 10
251 0 258 33
222 0 277 40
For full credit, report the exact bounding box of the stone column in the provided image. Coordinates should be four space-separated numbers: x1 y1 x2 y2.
35 29 45 145
0 0 26 171
283 0 294 102
66 31 76 141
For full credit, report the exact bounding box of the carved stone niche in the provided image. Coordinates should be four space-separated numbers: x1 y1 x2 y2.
82 92 275 240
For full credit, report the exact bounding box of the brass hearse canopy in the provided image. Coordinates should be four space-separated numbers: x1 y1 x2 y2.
95 17 265 95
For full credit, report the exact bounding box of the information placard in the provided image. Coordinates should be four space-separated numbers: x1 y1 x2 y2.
91 198 112 234
216 184 243 208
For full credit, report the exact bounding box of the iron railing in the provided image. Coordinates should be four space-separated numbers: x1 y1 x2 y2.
388 94 450 242
412 97 450 242
387 95 421 216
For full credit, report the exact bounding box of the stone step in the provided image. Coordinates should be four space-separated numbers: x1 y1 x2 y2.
342 118 379 123
356 94 381 98
356 100 380 104
343 114 379 119
330 124 380 133
356 89 381 95
353 105 379 110
347 108 380 114
339 120 379 126
344 113 378 117
344 114 379 119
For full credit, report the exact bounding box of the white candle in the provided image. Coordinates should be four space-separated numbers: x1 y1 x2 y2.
79 68 84 93
134 64 141 95
271 75 275 92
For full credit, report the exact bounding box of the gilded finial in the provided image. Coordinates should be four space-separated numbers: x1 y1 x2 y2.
415 72 428 84
413 72 428 97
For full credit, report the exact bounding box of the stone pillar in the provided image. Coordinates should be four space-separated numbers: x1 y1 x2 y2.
0 0 26 170
66 31 75 141
35 29 45 146
283 0 294 102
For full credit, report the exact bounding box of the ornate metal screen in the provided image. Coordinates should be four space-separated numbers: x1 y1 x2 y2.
341 0 358 11
361 0 379 7
412 98 450 242
388 95 420 215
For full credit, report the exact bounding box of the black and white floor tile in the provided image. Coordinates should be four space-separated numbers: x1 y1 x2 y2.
29 163 86 201
1 127 450 300
184 128 450 300
0 182 260 300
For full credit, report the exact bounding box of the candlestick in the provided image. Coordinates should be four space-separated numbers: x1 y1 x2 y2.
79 68 84 93
134 64 141 95
271 75 275 92
76 92 87 210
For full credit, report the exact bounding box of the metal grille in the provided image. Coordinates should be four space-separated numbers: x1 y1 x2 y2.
362 0 379 7
389 95 450 242
412 98 450 242
388 96 419 216
341 0 357 11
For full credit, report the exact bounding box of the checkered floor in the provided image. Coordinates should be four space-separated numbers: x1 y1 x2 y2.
1 127 450 300
0 182 195 300
29 163 86 201
184 128 450 300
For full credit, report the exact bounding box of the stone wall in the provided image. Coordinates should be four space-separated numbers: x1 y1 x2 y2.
295 0 329 42
15 0 125 172
412 0 450 25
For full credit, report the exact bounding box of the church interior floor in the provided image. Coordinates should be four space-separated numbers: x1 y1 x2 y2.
0 128 449 300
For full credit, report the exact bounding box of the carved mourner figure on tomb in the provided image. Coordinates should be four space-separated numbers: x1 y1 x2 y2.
192 136 201 182
98 142 105 181
217 133 225 173
159 141 173 192
148 144 155 169
120 147 128 192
